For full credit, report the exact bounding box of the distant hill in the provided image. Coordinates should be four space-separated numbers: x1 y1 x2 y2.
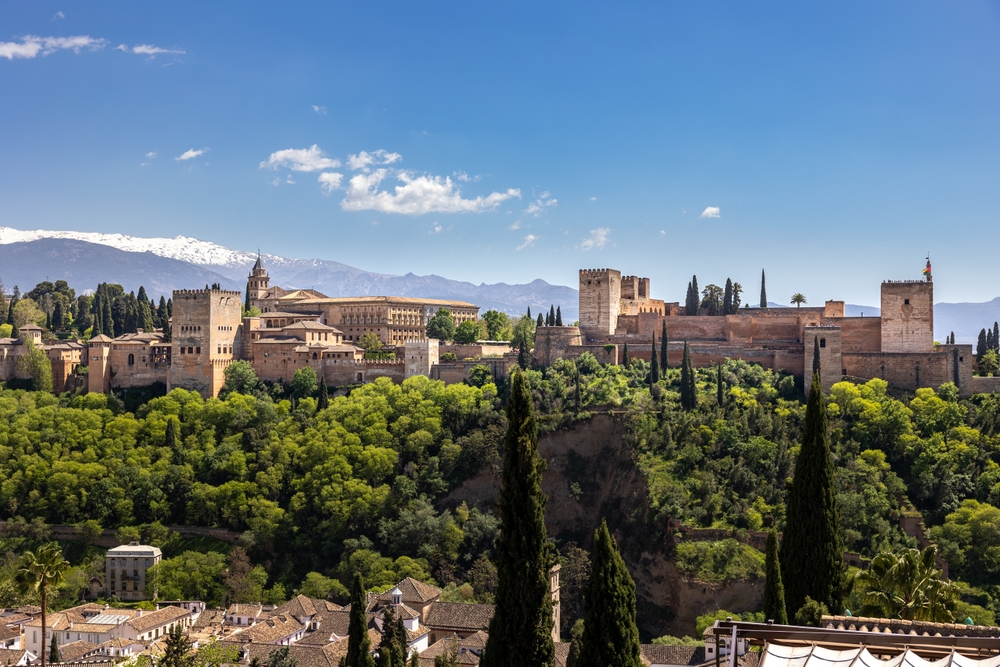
935 297 1000 345
0 230 578 318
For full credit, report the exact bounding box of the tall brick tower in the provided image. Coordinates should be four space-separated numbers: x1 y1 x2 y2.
168 288 243 397
880 267 934 353
579 269 621 338
247 254 270 310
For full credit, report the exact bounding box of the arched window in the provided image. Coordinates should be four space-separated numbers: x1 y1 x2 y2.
128 353 134 365
312 353 318 359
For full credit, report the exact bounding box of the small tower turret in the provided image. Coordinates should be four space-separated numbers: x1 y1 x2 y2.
247 253 270 310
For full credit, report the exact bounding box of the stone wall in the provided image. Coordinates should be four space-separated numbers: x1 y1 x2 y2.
880 281 934 353
803 326 842 393
842 344 974 396
168 289 243 398
534 326 583 366
835 317 881 353
439 342 512 359
971 376 1000 394
430 356 517 385
579 269 620 337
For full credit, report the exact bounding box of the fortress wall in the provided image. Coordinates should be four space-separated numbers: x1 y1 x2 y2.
972 376 1000 394
534 327 583 367
881 281 934 353
747 317 801 343
657 316 729 341
833 317 882 352
842 350 969 396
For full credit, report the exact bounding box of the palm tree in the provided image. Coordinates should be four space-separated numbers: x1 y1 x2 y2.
15 543 70 667
853 546 958 622
790 293 807 308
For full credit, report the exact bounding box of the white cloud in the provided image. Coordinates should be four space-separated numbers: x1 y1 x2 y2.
700 206 721 218
348 149 402 172
285 175 295 185
590 196 598 201
145 151 157 159
341 169 520 215
260 145 340 172
53 11 65 20
116 43 185 57
312 105 327 115
0 35 107 59
579 227 611 250
517 235 537 251
509 220 521 230
524 191 558 216
454 171 480 183
176 148 208 161
660 230 666 236
430 224 443 234
317 172 343 193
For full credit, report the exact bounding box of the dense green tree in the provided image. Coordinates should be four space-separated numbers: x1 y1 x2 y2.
537 312 545 328
685 276 700 316
482 369 555 667
978 329 990 363
318 376 329 410
160 624 193 667
781 373 844 619
701 285 723 316
49 632 59 663
680 342 697 411
220 360 260 397
5 296 13 326
138 287 155 332
426 309 455 341
853 546 957 621
344 573 375 667
622 342 629 367
358 332 385 353
266 647 297 667
723 279 734 315
518 345 530 370
650 333 659 385
763 530 787 624
454 320 485 344
17 339 53 392
760 270 767 308
578 519 641 667
731 281 743 311
157 296 169 328
660 321 668 372
994 323 999 351
549 305 556 327
376 606 407 667
290 367 319 400
556 306 563 326
15 543 70 667
483 310 511 341
51 301 64 330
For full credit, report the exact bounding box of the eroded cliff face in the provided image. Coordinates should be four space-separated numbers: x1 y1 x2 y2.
442 412 764 638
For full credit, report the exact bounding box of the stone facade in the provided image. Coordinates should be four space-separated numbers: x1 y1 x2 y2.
880 280 934 353
579 269 621 338
105 543 162 601
168 289 243 397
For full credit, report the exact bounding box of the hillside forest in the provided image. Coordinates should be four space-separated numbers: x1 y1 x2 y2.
3 349 1000 637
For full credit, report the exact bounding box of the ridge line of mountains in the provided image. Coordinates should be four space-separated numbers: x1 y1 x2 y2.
0 227 996 343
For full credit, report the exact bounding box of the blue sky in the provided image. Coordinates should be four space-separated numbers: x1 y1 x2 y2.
1 2 999 306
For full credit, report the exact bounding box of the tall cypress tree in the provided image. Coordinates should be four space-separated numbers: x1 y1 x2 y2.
763 529 788 624
245 282 253 314
716 364 724 406
157 296 168 329
621 342 629 367
52 301 64 330
660 320 668 372
977 329 988 362
344 573 375 667
760 270 767 308
527 306 531 319
723 279 734 315
813 336 821 383
995 322 999 351
989 329 995 354
90 295 103 337
556 306 563 327
650 333 659 384
5 298 14 326
318 376 329 410
50 633 59 664
481 369 555 667
680 342 697 411
549 305 556 326
537 313 544 328
578 519 642 667
376 606 406 667
780 373 844 620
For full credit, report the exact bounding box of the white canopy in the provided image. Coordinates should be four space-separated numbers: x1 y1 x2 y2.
761 643 1000 667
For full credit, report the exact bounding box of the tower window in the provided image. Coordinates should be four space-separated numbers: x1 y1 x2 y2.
904 299 910 305
820 339 826 348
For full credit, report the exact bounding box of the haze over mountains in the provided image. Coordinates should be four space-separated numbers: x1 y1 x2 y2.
0 226 996 343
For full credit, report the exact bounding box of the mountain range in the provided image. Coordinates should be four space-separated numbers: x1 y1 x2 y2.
0 226 997 343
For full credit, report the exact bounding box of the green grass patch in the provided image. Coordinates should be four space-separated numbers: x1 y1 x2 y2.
674 538 765 583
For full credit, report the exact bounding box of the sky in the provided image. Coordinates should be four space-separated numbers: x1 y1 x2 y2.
1 2 999 306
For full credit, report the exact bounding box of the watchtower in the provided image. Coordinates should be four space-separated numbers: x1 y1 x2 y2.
579 269 621 337
168 288 243 397
880 280 933 353
247 254 270 309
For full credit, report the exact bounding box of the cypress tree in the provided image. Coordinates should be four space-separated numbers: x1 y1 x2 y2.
716 364 724 406
518 344 530 370
160 625 192 667
91 295 103 337
158 296 168 329
691 276 699 313
167 297 172 318
50 633 59 664
780 373 844 620
527 306 531 319
556 306 563 327
622 342 629 367
45 311 51 330
537 313 544 328
103 294 114 337
660 320 668 372
950 332 955 345
481 369 555 667
995 322 999 351
680 342 697 411
376 606 406 667
977 329 988 362
5 298 13 326
165 417 178 450
650 333 659 384
763 529 788 624
574 364 582 411
344 573 375 667
10 320 19 340
245 282 252 313
578 519 642 667
549 305 556 326
989 329 995 354
760 269 767 308
723 278 733 315
813 336 821 382
318 376 329 410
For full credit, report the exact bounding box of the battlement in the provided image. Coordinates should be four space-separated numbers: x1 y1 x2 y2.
173 289 243 297
882 280 929 284
580 268 617 277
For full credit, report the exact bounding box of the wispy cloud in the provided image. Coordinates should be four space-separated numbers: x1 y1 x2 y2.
140 150 157 167
116 43 185 57
53 11 65 20
517 235 537 251
176 148 208 161
348 149 402 172
590 196 598 201
260 145 340 172
700 206 721 218
146 151 157 159
312 105 327 115
579 227 611 250
524 191 557 217
342 168 520 215
317 172 343 193
430 224 443 234
0 35 107 59
509 220 522 230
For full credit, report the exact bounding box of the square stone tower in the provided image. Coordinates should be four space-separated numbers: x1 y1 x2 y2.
169 288 243 397
405 338 439 379
803 326 842 393
579 269 621 337
880 280 933 353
